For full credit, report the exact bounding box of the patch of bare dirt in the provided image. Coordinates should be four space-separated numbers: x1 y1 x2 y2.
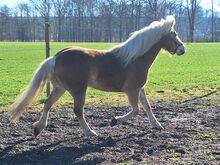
0 99 219 164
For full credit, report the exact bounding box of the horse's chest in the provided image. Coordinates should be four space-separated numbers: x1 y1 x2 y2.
122 70 148 90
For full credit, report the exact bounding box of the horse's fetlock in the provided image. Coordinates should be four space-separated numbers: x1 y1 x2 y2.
74 108 83 117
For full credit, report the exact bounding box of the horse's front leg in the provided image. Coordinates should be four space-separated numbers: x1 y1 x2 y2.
139 88 164 129
111 89 140 126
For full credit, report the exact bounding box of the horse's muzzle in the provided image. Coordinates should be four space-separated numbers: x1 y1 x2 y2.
176 44 186 55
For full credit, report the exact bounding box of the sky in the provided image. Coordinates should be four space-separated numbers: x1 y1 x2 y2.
201 0 220 12
0 0 220 12
0 0 28 7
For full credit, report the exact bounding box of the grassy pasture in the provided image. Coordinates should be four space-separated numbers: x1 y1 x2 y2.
0 42 219 108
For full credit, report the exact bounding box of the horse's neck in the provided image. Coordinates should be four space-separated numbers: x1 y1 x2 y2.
141 42 162 70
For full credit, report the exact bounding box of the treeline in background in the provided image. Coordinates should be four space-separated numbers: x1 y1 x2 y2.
0 0 219 42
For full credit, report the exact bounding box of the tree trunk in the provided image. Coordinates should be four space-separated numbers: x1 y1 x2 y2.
58 15 62 42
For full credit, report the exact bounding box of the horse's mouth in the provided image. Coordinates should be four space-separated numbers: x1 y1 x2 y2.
176 45 186 55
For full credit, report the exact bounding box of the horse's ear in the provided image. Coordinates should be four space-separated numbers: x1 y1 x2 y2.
164 15 176 32
170 18 176 30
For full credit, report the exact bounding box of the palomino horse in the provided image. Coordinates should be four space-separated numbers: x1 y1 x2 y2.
9 16 186 137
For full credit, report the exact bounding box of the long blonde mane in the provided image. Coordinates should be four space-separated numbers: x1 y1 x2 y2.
110 15 176 66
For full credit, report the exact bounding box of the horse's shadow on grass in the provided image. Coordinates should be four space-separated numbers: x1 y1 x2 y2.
0 136 117 165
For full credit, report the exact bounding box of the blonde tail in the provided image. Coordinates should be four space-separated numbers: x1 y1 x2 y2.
8 56 55 123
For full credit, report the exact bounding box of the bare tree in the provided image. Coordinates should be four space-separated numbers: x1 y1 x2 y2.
52 0 69 42
30 0 51 18
186 0 201 42
211 0 214 41
170 0 188 40
0 0 218 42
70 0 84 42
29 0 52 42
134 0 143 30
146 0 166 20
86 0 97 42
115 0 126 41
0 5 10 41
16 3 31 41
99 0 117 42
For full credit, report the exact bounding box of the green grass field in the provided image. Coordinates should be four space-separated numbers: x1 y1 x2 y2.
0 42 219 109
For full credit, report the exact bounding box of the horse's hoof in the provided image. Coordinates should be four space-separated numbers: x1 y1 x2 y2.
110 118 117 127
90 130 98 137
33 127 40 137
152 123 164 130
84 130 98 137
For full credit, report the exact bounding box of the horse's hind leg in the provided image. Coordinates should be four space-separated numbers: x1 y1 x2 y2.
111 89 140 126
33 86 65 137
139 88 163 129
71 89 98 137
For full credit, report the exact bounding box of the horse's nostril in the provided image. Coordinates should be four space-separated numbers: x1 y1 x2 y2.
177 49 185 55
181 50 184 54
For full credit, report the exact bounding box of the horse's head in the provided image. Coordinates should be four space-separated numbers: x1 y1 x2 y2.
162 31 186 55
161 16 186 56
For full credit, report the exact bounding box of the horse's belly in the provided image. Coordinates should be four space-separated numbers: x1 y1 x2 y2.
88 76 122 92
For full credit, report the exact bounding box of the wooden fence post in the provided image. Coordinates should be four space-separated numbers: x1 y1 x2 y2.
45 16 50 97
